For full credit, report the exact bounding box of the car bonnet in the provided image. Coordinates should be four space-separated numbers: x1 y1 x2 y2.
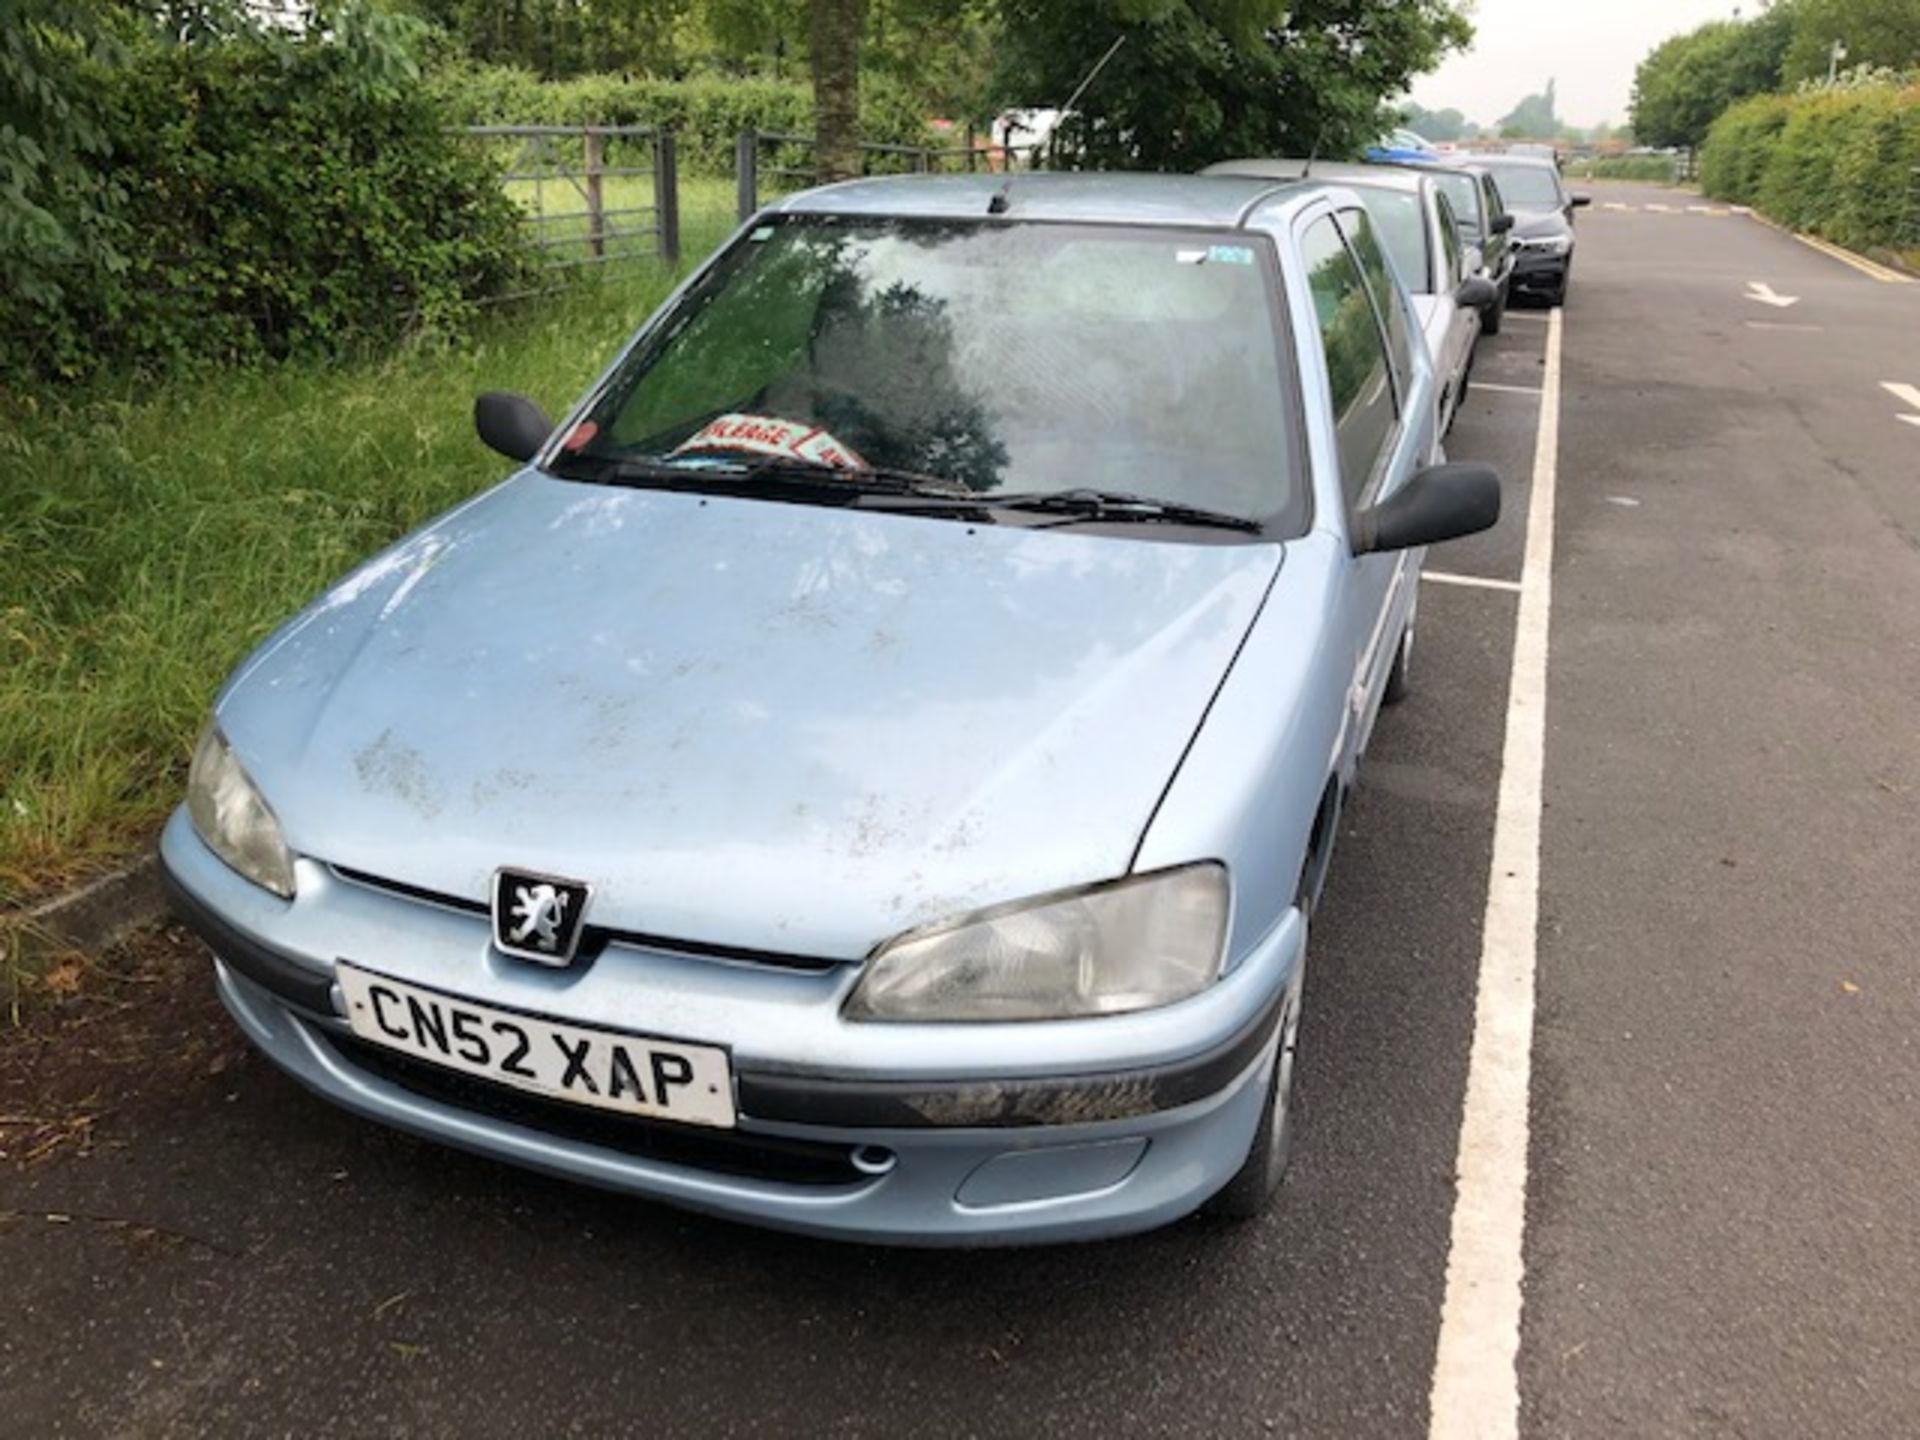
216 474 1284 960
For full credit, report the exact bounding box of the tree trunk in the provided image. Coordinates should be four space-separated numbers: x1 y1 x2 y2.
810 0 867 184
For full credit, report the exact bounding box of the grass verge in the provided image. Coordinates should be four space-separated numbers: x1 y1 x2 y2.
1 184 738 910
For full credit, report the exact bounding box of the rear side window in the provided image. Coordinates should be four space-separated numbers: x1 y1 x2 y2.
1338 207 1417 404
1301 216 1397 508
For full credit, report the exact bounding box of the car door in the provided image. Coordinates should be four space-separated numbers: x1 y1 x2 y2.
1297 207 1428 777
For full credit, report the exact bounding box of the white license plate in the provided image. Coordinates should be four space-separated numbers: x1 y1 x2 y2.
336 963 736 1129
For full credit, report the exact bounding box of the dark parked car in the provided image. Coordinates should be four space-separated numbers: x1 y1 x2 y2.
1465 155 1589 306
1386 161 1517 334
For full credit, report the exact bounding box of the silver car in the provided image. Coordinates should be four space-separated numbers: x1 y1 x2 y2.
162 174 1498 1245
1205 160 1499 433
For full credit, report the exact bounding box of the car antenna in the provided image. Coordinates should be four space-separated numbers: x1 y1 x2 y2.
1016 32 1127 180
1304 126 1325 177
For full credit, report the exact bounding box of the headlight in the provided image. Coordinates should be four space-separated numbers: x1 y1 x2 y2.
1522 235 1571 255
844 863 1229 1022
187 723 296 898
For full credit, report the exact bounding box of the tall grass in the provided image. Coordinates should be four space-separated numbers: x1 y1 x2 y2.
0 183 740 907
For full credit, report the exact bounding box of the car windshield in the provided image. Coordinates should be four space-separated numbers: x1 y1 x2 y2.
1479 163 1562 209
1428 170 1483 234
1349 187 1431 294
551 216 1301 525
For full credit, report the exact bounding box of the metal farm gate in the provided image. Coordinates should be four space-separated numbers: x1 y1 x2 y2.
469 124 680 279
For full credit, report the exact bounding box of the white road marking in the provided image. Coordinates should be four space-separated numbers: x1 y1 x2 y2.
1745 281 1798 308
1474 382 1545 397
1644 202 1675 213
1600 202 1632 212
1422 570 1523 594
1745 321 1824 332
1504 312 1550 324
1883 382 1920 428
1427 305 1563 1440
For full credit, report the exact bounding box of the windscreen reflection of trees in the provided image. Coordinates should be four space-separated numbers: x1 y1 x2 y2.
772 275 1010 491
609 229 1007 491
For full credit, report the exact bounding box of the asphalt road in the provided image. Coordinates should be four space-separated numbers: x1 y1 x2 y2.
3 180 1916 1438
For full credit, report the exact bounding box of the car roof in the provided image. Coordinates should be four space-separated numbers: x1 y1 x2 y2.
1468 152 1560 172
771 171 1328 229
1202 158 1427 196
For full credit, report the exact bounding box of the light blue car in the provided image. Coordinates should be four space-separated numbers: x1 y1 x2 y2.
162 173 1498 1245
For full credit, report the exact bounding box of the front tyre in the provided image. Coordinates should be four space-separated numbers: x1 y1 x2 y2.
1206 974 1304 1220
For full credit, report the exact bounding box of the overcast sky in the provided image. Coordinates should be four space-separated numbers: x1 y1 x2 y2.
1410 0 1751 129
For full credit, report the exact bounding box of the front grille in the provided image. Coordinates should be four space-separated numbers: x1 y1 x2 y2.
328 864 843 973
328 1034 866 1188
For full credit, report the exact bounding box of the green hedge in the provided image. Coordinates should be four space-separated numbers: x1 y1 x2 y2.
426 64 935 175
1565 155 1680 182
1701 84 1920 255
2 40 530 385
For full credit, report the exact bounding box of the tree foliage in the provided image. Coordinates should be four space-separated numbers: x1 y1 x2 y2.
1 3 529 383
1401 102 1469 142
1496 80 1557 139
989 0 1472 171
1629 4 1798 150
1781 0 1920 84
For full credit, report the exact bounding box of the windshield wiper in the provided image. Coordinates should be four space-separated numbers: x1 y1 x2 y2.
547 456 1262 534
544 451 973 502
733 454 979 499
982 488 1265 534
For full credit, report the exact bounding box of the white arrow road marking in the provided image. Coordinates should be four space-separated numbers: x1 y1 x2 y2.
1746 281 1799 308
1883 382 1920 427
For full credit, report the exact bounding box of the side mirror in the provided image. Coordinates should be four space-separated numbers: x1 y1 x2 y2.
475 391 554 463
1455 276 1498 311
1353 463 1501 555
1569 193 1592 209
1490 212 1515 235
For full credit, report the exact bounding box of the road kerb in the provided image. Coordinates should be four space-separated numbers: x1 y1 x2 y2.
3 853 166 972
1740 209 1914 284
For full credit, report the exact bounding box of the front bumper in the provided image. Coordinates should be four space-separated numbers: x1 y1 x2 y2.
162 809 1303 1245
1509 245 1571 290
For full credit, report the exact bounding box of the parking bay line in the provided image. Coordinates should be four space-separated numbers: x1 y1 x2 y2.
1473 382 1544 397
1423 570 1523 595
1427 304 1562 1440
